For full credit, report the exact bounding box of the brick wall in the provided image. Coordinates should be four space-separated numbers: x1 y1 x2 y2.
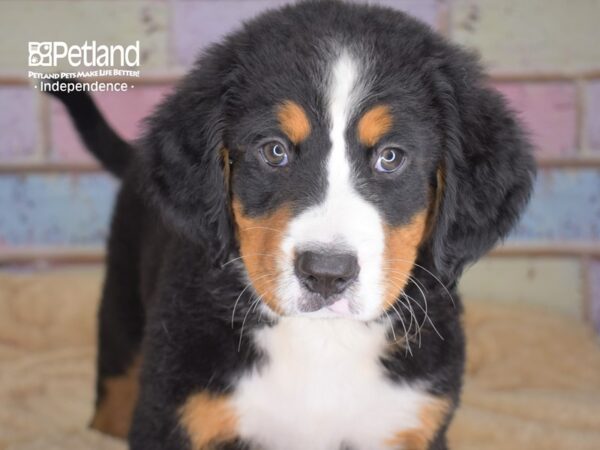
0 0 599 331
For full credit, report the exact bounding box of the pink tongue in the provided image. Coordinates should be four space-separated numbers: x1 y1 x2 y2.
328 298 351 314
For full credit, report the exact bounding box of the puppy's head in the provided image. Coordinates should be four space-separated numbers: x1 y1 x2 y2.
139 3 535 321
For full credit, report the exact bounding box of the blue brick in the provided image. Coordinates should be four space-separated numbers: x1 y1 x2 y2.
510 169 600 241
0 174 117 247
1 168 597 248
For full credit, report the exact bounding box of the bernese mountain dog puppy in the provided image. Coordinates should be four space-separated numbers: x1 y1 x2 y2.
51 1 535 449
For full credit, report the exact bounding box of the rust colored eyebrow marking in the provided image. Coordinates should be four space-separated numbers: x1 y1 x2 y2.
357 105 393 147
277 100 311 144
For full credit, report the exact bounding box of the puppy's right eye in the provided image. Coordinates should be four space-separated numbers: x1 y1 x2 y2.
260 141 289 167
374 146 407 174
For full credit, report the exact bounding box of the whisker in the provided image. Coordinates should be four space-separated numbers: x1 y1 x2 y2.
391 272 431 338
406 273 428 296
387 272 437 347
391 270 444 347
385 269 430 297
240 226 285 235
382 271 419 330
386 300 413 356
408 274 428 295
392 299 421 348
383 258 455 307
384 270 429 303
402 291 444 341
238 294 263 352
384 310 397 342
408 276 429 347
222 252 279 268
387 273 430 336
394 294 420 347
231 272 276 328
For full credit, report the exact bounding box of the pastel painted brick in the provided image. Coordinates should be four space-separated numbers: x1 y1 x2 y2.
460 256 583 318
451 0 600 74
350 0 440 27
493 82 576 157
590 260 600 333
0 174 117 247
585 81 600 151
0 1 168 70
50 84 173 163
173 0 291 67
511 169 600 242
173 0 440 67
0 86 39 162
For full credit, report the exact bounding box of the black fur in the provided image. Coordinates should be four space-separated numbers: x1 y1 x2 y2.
47 79 133 178
51 1 534 449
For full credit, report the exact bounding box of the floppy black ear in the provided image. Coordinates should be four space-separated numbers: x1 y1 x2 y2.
136 45 235 263
429 54 536 282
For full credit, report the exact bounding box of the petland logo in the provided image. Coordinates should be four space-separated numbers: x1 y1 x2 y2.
28 41 140 67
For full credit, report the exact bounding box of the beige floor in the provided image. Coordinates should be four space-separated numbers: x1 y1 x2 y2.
1 268 599 450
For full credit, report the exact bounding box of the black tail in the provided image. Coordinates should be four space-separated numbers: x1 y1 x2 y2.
47 79 133 178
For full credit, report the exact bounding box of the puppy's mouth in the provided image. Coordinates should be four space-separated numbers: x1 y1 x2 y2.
297 293 355 318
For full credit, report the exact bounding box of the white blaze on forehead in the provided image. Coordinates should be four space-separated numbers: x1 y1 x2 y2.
328 51 360 193
278 50 387 320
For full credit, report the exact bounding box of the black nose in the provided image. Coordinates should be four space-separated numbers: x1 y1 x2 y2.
294 251 359 301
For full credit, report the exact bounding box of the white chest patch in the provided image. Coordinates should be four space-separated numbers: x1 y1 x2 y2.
232 318 430 450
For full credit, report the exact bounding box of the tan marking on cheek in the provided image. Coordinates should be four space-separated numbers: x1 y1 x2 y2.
180 392 238 449
232 199 291 313
221 147 231 187
90 355 141 438
425 167 445 239
382 210 428 310
385 397 450 450
357 105 393 147
277 100 311 144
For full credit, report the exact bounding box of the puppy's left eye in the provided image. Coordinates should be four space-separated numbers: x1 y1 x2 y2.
374 147 406 173
260 141 289 167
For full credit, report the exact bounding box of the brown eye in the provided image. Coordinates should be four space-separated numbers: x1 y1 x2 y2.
260 141 289 167
374 147 406 173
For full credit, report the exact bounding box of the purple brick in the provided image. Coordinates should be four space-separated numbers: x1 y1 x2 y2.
50 85 172 163
590 260 600 333
0 86 38 162
585 81 600 151
494 82 577 157
174 0 290 66
173 0 439 67
0 174 117 247
356 0 439 27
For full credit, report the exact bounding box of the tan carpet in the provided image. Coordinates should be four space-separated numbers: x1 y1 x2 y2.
0 268 598 449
